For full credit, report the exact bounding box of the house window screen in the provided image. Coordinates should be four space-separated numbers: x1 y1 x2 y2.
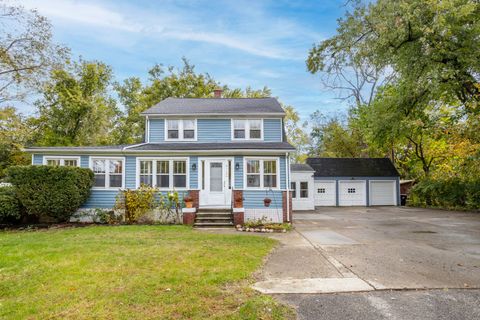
246 159 260 187
263 160 277 188
156 160 170 188
139 160 153 186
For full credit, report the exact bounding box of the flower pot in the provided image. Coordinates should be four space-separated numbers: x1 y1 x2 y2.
263 198 271 207
185 201 193 208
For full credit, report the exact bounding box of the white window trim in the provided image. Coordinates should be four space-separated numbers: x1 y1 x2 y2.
231 119 264 141
164 119 197 141
89 157 126 190
135 157 190 190
243 157 280 190
43 156 81 167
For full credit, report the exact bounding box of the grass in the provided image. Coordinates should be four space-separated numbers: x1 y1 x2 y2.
0 225 294 319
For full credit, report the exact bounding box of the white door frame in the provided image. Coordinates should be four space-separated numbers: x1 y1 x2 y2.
198 157 234 208
338 180 367 206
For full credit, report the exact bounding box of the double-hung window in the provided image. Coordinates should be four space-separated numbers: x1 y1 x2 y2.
290 182 297 198
300 182 308 198
245 158 279 189
166 119 196 140
92 158 124 189
44 157 79 167
232 119 263 140
137 159 188 189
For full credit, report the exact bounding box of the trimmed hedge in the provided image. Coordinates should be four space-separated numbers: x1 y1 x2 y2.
409 178 480 211
0 186 22 223
7 165 94 222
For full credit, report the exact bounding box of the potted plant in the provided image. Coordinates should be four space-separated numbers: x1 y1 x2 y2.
184 196 194 208
263 197 271 207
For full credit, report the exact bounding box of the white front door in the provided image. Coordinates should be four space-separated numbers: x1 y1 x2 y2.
200 159 232 208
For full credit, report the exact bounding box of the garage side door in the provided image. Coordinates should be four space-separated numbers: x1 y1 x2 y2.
338 180 366 206
314 181 336 206
370 180 396 205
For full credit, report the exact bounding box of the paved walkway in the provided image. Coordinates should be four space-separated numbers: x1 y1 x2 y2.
254 206 480 319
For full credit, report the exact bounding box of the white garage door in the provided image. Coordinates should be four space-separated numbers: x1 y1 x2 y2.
314 181 336 206
370 180 396 205
338 180 366 206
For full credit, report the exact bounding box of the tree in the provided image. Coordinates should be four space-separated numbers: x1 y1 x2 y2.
0 1 68 104
307 0 480 115
114 58 274 144
309 111 370 158
0 106 31 177
283 105 308 163
33 60 119 146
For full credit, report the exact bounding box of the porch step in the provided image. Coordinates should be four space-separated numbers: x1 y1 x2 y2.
194 209 234 228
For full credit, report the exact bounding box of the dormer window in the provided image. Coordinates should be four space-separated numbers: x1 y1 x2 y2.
166 119 196 141
232 119 263 140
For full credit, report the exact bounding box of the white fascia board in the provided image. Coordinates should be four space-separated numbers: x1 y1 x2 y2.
142 113 285 117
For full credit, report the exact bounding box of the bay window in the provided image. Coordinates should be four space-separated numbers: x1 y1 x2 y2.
137 159 188 189
232 119 263 140
92 158 124 189
166 119 196 140
245 158 279 189
44 157 79 167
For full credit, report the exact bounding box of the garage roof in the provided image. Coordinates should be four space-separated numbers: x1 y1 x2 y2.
290 163 314 172
306 158 400 177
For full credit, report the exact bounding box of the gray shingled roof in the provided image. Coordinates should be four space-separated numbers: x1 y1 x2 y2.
306 158 400 177
141 97 285 115
127 142 295 151
25 142 295 152
290 163 314 172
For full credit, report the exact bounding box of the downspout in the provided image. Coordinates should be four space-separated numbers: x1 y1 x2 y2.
145 116 149 143
285 152 290 222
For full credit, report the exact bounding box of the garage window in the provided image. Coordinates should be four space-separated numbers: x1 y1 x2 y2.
347 188 356 193
318 188 325 194
300 182 308 198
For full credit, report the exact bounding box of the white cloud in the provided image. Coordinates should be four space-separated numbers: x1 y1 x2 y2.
20 0 316 60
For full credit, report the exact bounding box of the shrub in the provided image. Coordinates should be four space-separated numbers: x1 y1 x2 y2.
0 186 22 223
409 177 480 211
115 185 158 223
6 165 94 222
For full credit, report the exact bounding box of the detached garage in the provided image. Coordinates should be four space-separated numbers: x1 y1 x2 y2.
290 158 400 210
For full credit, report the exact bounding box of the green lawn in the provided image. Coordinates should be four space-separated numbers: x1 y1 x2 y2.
0 225 294 319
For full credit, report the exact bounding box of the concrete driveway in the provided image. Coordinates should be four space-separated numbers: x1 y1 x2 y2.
254 206 480 319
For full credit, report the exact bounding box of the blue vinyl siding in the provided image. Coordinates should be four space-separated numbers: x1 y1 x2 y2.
264 119 283 142
82 190 189 209
148 119 164 142
32 154 43 165
82 190 119 208
197 119 231 142
80 156 89 168
234 156 244 189
243 190 283 209
125 156 136 188
190 156 198 189
279 156 286 189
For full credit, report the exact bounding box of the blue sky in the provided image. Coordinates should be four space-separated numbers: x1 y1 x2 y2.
21 0 349 121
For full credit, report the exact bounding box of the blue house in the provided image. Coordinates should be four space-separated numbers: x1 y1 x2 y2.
26 91 295 226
